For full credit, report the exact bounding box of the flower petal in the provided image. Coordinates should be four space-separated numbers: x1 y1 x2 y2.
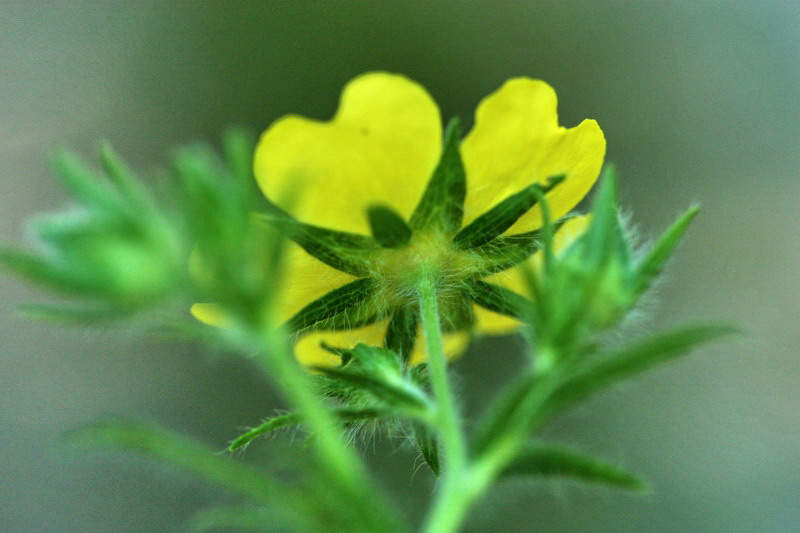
473 215 591 335
295 320 471 368
254 72 442 235
461 78 605 234
191 240 356 329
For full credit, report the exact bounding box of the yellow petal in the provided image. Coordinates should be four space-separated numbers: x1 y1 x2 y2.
461 78 605 234
295 320 471 368
409 328 472 366
254 72 442 235
190 302 230 327
472 305 521 336
294 322 388 367
191 240 356 330
473 215 591 336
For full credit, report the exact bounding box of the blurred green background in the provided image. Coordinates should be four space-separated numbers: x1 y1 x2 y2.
1 1 798 532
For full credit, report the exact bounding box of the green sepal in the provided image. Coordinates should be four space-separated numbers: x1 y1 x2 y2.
260 212 379 277
633 204 699 297
500 443 648 492
412 422 441 476
465 280 529 319
577 165 631 270
228 408 389 452
540 324 738 421
367 205 412 248
286 278 375 332
470 217 573 276
409 118 466 234
345 343 403 375
453 175 564 249
385 307 419 363
311 366 430 413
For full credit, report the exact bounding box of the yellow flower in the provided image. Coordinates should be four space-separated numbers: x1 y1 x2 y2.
193 72 605 367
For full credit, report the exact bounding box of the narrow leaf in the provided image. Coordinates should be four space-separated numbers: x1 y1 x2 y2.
470 231 541 274
349 343 402 374
541 324 738 419
470 216 573 276
413 422 440 476
409 118 466 233
466 280 529 319
453 175 564 249
501 443 648 491
287 278 375 332
385 307 419 363
52 150 118 210
367 205 412 248
311 367 429 412
98 142 149 205
221 127 257 186
0 247 83 293
228 408 389 452
260 213 378 277
65 418 278 505
634 205 699 297
581 165 621 267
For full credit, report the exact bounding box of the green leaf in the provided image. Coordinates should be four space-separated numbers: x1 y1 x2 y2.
453 175 564 249
287 278 375 332
579 165 630 270
634 204 699 297
0 247 83 293
311 366 430 413
221 127 257 187
500 443 648 492
260 213 379 277
413 422 440 476
98 142 150 206
409 118 466 234
384 307 419 363
367 205 412 248
465 280 529 319
348 343 402 374
52 149 119 210
228 408 389 452
541 324 738 419
65 418 279 505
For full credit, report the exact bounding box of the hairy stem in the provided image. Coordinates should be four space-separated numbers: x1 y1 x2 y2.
257 319 405 532
418 272 472 533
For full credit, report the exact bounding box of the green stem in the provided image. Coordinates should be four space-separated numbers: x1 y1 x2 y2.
418 272 473 533
417 273 466 473
257 321 405 532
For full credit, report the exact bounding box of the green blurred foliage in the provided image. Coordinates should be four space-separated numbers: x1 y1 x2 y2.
1 2 798 532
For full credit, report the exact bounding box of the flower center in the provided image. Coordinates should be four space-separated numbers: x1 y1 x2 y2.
370 230 473 309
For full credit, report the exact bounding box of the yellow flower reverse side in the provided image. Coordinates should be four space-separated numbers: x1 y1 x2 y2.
193 72 605 367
